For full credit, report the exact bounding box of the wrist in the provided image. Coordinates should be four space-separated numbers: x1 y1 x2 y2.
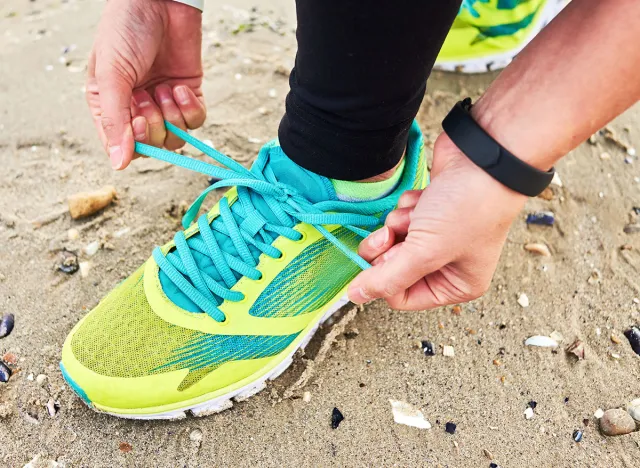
471 94 560 172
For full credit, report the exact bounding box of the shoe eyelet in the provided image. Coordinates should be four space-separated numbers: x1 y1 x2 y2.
294 231 307 243
253 273 265 284
235 294 248 304
273 251 286 262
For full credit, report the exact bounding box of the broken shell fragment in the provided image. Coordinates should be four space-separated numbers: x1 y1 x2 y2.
525 336 558 348
526 211 555 226
0 314 15 339
623 327 640 356
442 345 455 357
517 293 529 308
389 399 431 429
566 339 585 360
57 250 79 274
0 361 11 383
68 185 117 219
524 243 551 257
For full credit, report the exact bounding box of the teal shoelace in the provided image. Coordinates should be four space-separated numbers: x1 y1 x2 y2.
134 123 376 322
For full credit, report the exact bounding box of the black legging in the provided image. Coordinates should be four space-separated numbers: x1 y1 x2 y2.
278 0 462 180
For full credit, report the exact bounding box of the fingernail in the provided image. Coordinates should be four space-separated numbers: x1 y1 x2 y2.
175 86 190 105
369 227 389 249
109 145 123 170
349 287 372 304
156 86 173 103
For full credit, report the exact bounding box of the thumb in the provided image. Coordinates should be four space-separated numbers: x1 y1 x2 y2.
96 71 135 170
348 239 446 304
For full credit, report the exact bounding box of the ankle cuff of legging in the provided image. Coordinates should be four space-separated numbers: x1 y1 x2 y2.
278 92 410 181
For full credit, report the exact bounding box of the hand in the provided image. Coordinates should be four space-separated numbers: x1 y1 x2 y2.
348 134 528 310
86 0 206 170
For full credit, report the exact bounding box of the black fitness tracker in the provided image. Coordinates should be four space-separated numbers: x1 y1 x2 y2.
442 98 555 197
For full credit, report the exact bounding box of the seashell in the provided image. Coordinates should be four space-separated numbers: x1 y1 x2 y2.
566 339 585 360
389 400 431 429
624 327 640 355
524 335 558 348
626 398 640 423
442 345 455 357
517 293 529 308
0 361 11 383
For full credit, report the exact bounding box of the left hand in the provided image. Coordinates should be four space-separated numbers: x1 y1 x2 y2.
348 133 528 310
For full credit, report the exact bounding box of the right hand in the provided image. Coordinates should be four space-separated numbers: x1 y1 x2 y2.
87 0 206 170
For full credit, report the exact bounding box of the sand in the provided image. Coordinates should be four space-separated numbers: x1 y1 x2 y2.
1 0 639 466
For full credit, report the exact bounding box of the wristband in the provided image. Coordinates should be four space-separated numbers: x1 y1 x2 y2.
171 0 203 11
442 98 555 197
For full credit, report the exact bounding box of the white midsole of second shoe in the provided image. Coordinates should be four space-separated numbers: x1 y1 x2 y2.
99 294 351 420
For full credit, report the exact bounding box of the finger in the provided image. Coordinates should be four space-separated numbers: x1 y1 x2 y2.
397 190 423 209
154 84 187 150
133 89 166 148
95 70 135 170
384 208 412 239
173 85 207 130
132 115 149 144
86 50 109 150
357 226 396 263
348 237 447 304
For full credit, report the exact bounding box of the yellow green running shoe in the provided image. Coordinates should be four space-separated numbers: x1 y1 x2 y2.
60 122 428 419
435 0 566 73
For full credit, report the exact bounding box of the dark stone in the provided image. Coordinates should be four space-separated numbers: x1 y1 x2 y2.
57 249 79 274
0 314 15 339
331 407 344 429
445 422 456 434
421 340 435 356
624 327 640 356
573 429 583 442
528 401 537 409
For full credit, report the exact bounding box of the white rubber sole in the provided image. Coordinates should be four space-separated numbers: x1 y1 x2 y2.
434 0 566 74
100 295 351 420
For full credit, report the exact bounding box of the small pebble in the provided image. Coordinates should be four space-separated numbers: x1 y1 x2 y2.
119 442 133 453
442 345 455 358
0 313 15 338
572 429 583 442
600 408 636 436
0 362 11 383
594 408 605 419
528 401 537 409
524 243 551 257
517 293 529 308
611 334 621 344
84 241 100 257
2 352 17 365
537 187 554 200
600 152 611 160
67 228 79 240
524 407 535 420
302 391 311 403
623 326 640 355
421 340 435 356
189 429 203 443
331 407 344 429
36 374 47 386
79 261 91 278
624 224 640 234
526 211 555 226
489 463 500 468
626 398 640 423
68 185 117 219
445 422 456 434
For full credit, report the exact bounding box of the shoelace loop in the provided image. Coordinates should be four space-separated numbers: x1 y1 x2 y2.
135 122 375 322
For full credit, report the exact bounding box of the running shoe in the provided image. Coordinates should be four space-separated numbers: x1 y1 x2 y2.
60 122 428 419
435 0 566 73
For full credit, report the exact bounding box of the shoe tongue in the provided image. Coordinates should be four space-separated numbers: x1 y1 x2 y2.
261 145 336 203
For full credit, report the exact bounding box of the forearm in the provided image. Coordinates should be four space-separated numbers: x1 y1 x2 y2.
471 0 640 170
